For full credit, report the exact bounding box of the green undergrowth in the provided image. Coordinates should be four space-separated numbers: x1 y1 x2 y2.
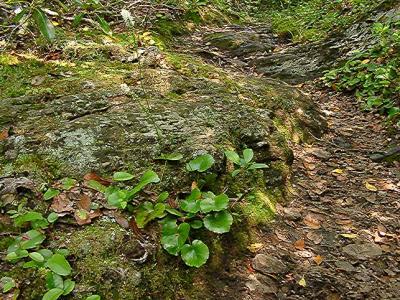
324 19 400 127
258 0 389 42
1 149 280 299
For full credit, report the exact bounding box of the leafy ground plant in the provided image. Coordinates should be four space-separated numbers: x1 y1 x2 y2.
323 20 400 127
225 148 268 177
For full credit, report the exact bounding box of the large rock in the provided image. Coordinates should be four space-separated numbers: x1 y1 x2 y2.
0 62 324 186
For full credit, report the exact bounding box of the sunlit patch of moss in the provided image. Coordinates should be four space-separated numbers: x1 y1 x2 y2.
0 54 135 99
239 190 277 226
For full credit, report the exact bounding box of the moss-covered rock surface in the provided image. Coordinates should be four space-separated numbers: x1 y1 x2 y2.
0 20 325 299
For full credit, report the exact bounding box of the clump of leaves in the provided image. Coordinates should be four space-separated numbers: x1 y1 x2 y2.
323 20 400 127
104 170 160 209
4 223 75 300
225 148 268 177
158 186 233 267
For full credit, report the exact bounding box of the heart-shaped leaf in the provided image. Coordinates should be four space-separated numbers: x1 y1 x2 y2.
203 210 233 233
46 254 72 276
180 188 201 213
200 192 229 213
161 222 190 256
113 172 134 181
180 240 209 268
186 154 214 172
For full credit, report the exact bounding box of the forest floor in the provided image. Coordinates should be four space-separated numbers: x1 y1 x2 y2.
179 25 400 299
1 7 400 299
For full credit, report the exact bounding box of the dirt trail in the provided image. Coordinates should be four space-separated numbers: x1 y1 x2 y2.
179 26 400 299
253 87 400 299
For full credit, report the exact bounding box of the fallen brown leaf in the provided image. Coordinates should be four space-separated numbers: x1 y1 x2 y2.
365 182 378 192
77 194 91 211
0 127 9 141
304 214 321 229
50 194 74 213
294 239 305 250
112 211 129 228
74 209 91 225
313 255 323 265
83 172 112 186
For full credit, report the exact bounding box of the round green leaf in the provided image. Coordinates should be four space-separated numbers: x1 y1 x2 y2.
224 150 240 164
62 279 75 295
42 288 64 300
38 249 53 259
180 240 209 268
113 172 134 181
203 211 233 233
86 180 106 193
186 154 215 172
243 149 254 163
29 251 44 262
157 191 169 202
46 272 63 290
46 254 72 276
1 277 16 293
161 222 190 256
61 178 76 190
200 193 229 213
20 230 46 249
47 212 59 223
190 220 203 229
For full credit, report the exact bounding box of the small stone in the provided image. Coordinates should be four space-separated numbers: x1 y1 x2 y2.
342 243 382 260
308 148 331 160
252 254 286 275
335 260 355 272
246 274 277 294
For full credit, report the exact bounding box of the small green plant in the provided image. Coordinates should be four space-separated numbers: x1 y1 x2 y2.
158 186 233 267
186 154 215 172
5 227 75 300
225 148 268 177
324 20 400 126
0 277 16 293
105 170 160 209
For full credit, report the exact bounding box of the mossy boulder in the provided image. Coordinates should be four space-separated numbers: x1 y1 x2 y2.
0 50 325 298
